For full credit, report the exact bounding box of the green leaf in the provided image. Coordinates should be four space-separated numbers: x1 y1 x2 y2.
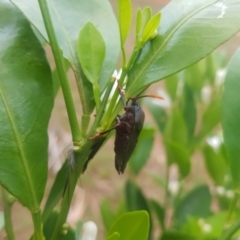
160 231 197 240
150 200 165 229
164 74 179 101
43 211 75 240
42 161 68 222
125 181 149 212
136 9 142 43
105 232 120 240
126 0 240 97
75 221 83 240
43 211 59 239
164 109 190 176
77 22 106 108
205 54 217 84
136 7 151 45
174 185 211 228
10 0 120 113
129 126 155 175
184 61 205 99
125 181 152 239
107 211 150 240
180 83 196 142
198 98 220 140
222 48 240 189
0 0 53 210
77 22 106 84
118 0 132 47
202 143 227 185
144 99 167 133
141 13 161 44
100 200 117 231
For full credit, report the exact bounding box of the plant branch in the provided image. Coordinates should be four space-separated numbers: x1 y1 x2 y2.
219 217 240 240
31 209 44 240
89 78 115 136
2 188 15 240
37 0 82 144
51 146 90 240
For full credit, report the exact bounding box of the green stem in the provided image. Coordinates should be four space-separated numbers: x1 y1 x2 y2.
31 209 44 240
102 47 140 128
219 218 240 240
163 163 170 230
226 192 239 222
2 188 15 240
51 147 89 240
121 46 127 68
37 0 81 144
89 78 115 136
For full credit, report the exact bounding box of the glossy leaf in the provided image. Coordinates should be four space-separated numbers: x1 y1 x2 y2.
105 232 120 240
136 9 142 43
174 185 211 227
0 0 53 210
136 7 152 45
222 48 240 188
77 22 106 84
164 109 190 176
126 0 240 97
203 143 227 185
42 161 68 222
125 181 152 239
129 126 155 175
10 0 120 113
118 0 132 47
141 13 161 44
107 211 150 240
144 99 167 133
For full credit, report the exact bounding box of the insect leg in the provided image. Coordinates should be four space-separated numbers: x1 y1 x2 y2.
88 121 122 140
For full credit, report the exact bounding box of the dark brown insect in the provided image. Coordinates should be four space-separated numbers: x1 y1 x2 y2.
88 86 163 174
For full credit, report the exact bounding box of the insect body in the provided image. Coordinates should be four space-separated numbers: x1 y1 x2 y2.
114 97 145 173
88 87 162 174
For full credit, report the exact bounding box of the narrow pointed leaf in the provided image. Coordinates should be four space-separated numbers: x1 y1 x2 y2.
136 9 142 43
0 0 53 210
42 161 68 222
202 143 227 185
174 185 211 228
222 48 240 188
141 13 161 44
118 0 132 46
137 7 151 43
126 0 240 97
129 126 155 175
164 109 190 176
77 22 106 84
144 99 167 133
